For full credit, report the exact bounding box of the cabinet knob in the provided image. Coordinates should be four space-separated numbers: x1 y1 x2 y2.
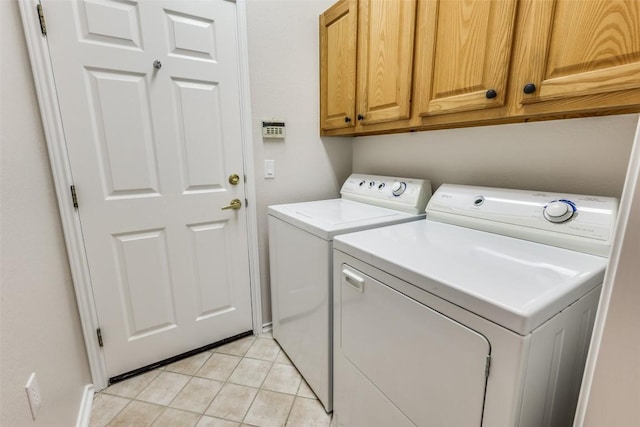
357 114 365 121
344 116 352 123
485 89 497 99
523 83 537 94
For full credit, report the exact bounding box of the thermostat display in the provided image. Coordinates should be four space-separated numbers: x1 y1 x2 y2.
262 121 285 139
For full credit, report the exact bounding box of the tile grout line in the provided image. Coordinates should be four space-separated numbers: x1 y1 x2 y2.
93 335 329 427
239 337 276 425
160 350 221 425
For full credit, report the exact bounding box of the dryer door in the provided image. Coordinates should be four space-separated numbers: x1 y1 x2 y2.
338 264 491 426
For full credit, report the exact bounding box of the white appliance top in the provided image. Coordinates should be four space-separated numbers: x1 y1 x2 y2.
269 199 423 240
268 174 432 240
334 220 607 335
334 184 618 335
426 184 618 256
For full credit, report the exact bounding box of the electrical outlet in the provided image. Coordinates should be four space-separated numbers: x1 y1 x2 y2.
25 373 41 420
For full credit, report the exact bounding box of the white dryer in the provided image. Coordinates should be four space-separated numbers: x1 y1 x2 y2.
268 174 432 412
333 184 618 427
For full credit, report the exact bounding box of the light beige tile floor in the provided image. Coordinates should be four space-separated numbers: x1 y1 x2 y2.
90 333 332 427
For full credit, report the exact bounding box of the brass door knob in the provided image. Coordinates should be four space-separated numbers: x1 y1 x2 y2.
229 174 240 185
221 199 242 210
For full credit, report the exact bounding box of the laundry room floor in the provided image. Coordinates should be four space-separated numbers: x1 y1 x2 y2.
89 333 331 427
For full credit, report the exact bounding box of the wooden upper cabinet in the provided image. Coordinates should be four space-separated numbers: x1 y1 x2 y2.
320 0 357 132
413 0 518 118
516 0 640 110
319 0 639 136
356 0 416 126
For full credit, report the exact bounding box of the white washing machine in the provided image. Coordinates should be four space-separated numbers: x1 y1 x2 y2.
268 173 432 412
333 184 618 427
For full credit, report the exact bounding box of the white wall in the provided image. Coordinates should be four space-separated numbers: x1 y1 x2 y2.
0 1 92 426
578 118 640 427
245 0 353 323
353 114 639 198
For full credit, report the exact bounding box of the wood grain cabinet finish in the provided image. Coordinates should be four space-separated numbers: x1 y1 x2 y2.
356 0 416 127
413 0 517 118
320 0 357 132
320 0 416 135
319 0 640 136
512 0 640 117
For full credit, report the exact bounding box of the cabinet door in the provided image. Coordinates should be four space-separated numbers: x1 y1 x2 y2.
320 0 357 132
413 0 517 117
356 0 416 126
517 0 640 107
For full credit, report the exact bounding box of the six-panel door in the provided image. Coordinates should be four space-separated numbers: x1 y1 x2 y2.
43 0 253 377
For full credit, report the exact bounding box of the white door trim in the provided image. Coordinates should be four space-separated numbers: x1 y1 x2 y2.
573 117 640 426
17 0 262 390
236 0 264 337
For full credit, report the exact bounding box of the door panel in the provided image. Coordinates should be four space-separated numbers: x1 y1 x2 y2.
78 0 143 49
113 229 176 338
165 11 216 61
87 69 159 197
44 0 252 377
172 79 225 192
187 221 235 319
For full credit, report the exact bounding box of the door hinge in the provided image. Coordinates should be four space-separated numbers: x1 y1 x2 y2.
245 198 248 207
36 4 47 36
97 328 104 347
70 185 78 208
485 355 491 378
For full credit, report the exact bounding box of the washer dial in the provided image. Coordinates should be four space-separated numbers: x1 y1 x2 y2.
391 181 407 196
543 200 576 223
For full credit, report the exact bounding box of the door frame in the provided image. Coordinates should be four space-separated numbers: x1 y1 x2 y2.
18 0 263 390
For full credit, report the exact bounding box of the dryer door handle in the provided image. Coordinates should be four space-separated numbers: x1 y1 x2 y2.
342 268 365 293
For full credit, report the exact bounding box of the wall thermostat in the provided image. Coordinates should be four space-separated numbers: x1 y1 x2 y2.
262 120 285 139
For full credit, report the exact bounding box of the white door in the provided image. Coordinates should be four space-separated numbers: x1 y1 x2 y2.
43 0 253 377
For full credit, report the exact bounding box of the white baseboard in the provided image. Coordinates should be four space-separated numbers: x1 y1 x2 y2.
75 384 95 427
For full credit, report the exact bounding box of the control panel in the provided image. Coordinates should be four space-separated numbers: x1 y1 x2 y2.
426 184 618 256
341 174 432 215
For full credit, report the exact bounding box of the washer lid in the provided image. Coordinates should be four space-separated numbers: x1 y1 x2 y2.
268 199 422 240
334 220 607 335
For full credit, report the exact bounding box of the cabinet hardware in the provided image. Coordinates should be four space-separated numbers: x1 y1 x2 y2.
485 89 497 99
344 116 352 123
357 114 365 120
523 83 537 94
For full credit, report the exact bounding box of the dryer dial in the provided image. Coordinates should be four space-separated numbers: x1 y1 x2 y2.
544 200 576 223
391 181 407 196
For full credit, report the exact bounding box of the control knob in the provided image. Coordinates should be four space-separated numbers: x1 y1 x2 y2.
543 200 576 223
391 181 407 196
